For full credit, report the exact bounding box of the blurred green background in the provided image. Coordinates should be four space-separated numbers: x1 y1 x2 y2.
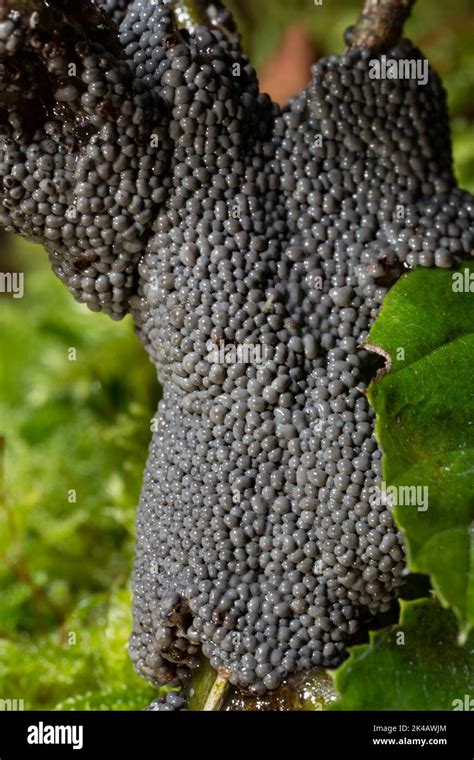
0 0 473 711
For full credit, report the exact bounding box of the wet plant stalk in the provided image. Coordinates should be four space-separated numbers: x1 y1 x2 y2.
348 0 416 50
202 674 230 711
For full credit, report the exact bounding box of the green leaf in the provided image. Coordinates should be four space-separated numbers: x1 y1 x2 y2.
365 263 474 637
331 598 474 710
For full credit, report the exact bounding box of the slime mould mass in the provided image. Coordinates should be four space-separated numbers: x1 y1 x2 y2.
0 0 473 708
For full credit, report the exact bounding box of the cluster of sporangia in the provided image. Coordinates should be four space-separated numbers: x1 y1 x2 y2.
0 0 472 708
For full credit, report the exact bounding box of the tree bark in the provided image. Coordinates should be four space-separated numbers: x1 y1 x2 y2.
347 0 417 51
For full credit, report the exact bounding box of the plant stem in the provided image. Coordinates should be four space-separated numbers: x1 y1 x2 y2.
202 674 230 711
168 1 208 31
348 0 417 50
